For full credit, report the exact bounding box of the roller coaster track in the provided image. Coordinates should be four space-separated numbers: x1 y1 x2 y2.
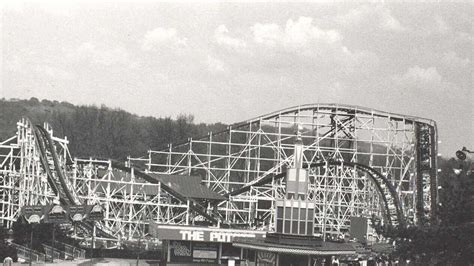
224 160 405 228
1 103 436 240
151 103 436 152
75 159 222 225
27 121 221 241
140 103 437 234
35 126 76 205
32 124 115 239
31 126 62 201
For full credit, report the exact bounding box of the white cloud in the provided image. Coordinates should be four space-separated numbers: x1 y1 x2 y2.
206 55 225 73
389 65 465 120
4 0 78 16
404 66 443 83
337 46 380 74
252 17 342 52
434 16 450 35
140 27 187 51
34 64 74 80
284 17 341 49
72 42 129 66
442 51 470 69
337 5 405 32
248 16 378 73
214 25 247 49
129 61 141 70
3 0 26 12
4 54 74 80
455 32 473 45
395 66 444 86
5 55 23 72
252 23 281 47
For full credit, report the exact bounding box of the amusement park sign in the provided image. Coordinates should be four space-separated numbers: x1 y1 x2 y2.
150 224 266 243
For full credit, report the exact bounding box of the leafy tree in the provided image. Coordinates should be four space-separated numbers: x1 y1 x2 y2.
372 156 474 265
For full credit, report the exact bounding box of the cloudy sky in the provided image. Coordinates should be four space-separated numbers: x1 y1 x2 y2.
1 1 472 155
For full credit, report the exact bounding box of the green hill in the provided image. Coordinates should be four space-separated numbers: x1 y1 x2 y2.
0 97 226 160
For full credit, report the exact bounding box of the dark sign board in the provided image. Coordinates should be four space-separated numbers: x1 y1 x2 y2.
192 242 218 263
22 206 44 216
68 205 87 221
21 204 104 223
169 240 192 263
349 216 368 242
21 205 46 223
168 240 218 264
151 224 266 243
47 205 67 223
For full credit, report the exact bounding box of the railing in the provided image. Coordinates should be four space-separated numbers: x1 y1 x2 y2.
42 244 66 261
54 241 86 259
10 242 46 262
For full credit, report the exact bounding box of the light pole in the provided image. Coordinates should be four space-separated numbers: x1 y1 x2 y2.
454 147 473 175
456 147 473 161
27 215 41 266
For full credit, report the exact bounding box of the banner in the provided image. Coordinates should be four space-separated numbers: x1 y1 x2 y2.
152 224 266 243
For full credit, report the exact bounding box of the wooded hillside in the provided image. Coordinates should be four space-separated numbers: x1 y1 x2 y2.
0 98 226 159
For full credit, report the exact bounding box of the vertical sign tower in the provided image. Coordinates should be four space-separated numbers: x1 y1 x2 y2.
275 125 315 235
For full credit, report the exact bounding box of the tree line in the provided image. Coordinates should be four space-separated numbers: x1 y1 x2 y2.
0 97 226 159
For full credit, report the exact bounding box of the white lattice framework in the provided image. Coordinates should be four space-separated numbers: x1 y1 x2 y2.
0 119 60 227
131 104 438 239
0 119 193 242
0 104 438 241
71 159 192 240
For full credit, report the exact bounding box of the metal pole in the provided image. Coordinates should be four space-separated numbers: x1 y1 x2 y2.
93 223 96 249
90 223 95 265
136 233 141 266
51 224 55 263
29 224 34 266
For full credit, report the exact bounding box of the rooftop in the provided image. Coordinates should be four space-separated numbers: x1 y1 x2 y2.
233 233 357 256
94 169 225 201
